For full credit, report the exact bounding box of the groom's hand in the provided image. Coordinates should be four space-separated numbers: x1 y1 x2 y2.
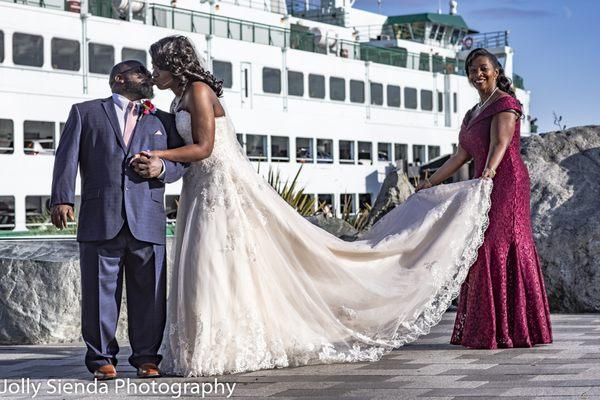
132 153 164 179
51 205 74 229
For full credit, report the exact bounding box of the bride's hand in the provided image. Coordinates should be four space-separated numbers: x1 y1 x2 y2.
129 150 162 165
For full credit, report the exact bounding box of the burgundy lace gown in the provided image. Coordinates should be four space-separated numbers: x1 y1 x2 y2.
451 95 553 349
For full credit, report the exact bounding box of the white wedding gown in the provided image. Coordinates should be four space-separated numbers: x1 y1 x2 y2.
159 109 493 377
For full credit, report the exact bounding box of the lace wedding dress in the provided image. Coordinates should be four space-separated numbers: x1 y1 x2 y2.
159 108 493 377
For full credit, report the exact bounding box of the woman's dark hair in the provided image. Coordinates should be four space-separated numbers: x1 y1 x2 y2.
464 48 516 99
150 35 223 97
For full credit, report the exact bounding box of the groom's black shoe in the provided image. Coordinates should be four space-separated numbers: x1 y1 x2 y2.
137 363 161 378
93 364 117 380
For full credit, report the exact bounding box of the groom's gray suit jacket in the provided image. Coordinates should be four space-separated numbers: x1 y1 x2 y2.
51 96 187 244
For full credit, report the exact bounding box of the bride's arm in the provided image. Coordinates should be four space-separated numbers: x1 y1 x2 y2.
153 82 216 163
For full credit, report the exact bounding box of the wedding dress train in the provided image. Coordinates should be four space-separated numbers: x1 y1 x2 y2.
159 110 493 376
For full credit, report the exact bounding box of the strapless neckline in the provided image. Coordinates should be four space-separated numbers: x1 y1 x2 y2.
175 109 227 121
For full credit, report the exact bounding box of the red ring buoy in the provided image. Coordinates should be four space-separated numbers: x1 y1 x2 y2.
463 37 473 49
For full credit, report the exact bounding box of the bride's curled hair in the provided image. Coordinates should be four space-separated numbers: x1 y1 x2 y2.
150 35 223 97
465 48 517 99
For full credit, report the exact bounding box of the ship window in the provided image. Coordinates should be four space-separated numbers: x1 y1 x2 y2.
51 38 80 71
339 140 354 163
404 87 418 109
419 52 430 71
387 85 401 107
271 136 289 162
58 122 66 142
246 134 268 161
359 193 372 210
378 142 391 161
296 137 314 162
428 145 441 160
308 74 325 99
0 196 15 231
122 47 147 66
236 133 244 147
413 144 426 163
350 80 365 103
165 195 179 220
433 55 444 73
25 196 52 228
24 121 55 155
0 31 4 63
317 139 333 163
13 32 43 67
0 119 14 154
213 60 233 88
358 141 372 163
436 25 446 41
394 143 408 161
429 24 439 40
450 29 461 44
89 43 114 74
453 92 458 113
262 67 281 94
340 193 355 215
317 194 334 213
370 82 383 105
421 90 433 111
329 77 345 101
438 91 444 112
288 70 304 96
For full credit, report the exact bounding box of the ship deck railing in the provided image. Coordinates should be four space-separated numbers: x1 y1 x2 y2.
462 31 509 50
148 4 466 75
0 0 525 85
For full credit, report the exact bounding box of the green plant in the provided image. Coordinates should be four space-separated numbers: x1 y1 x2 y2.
264 164 320 217
340 194 372 231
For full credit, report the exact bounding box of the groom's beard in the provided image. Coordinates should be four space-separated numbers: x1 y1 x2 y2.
125 78 154 99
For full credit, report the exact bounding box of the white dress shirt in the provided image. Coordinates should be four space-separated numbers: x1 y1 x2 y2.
111 93 165 178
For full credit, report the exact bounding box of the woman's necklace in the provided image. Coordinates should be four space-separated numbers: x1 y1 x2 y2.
476 86 498 110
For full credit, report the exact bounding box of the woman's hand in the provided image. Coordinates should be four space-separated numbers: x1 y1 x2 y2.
416 178 433 192
481 167 496 180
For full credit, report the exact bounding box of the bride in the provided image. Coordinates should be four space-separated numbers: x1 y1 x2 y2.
139 35 492 377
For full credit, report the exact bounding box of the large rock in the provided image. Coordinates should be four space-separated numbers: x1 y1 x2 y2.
364 169 415 230
0 241 83 344
522 125 600 312
305 214 358 240
0 239 181 344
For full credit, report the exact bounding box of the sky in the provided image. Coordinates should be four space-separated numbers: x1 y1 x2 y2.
353 0 599 133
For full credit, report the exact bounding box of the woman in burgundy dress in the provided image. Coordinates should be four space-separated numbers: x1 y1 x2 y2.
417 48 553 349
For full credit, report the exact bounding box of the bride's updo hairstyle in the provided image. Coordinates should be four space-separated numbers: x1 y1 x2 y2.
465 48 517 99
150 35 223 97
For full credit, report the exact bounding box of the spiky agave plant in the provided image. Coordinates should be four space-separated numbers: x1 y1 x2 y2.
340 194 372 231
265 164 319 216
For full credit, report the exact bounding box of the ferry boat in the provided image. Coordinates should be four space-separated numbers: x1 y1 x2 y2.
0 0 532 232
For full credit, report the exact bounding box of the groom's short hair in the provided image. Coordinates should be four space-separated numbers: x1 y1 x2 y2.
109 60 146 88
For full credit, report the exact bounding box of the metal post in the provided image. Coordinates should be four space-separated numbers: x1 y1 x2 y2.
128 0 133 21
365 61 370 120
80 0 89 94
282 47 288 112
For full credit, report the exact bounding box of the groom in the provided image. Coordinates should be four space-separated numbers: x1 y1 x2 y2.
50 60 187 380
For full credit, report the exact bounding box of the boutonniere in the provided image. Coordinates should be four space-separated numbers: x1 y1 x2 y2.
140 100 157 116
